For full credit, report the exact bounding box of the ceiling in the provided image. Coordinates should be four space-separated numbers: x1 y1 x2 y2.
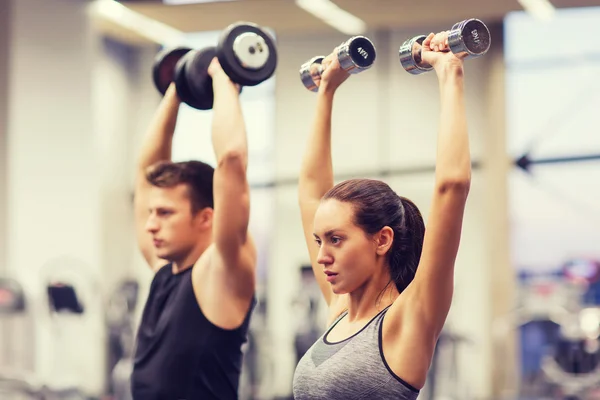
98 0 600 45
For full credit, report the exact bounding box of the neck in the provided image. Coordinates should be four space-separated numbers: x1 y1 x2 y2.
346 263 399 322
171 237 212 274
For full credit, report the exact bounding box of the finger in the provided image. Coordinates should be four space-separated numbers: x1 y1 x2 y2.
322 52 336 70
207 57 217 76
431 33 442 49
418 48 437 68
430 37 438 50
328 46 340 61
329 56 341 69
437 32 450 51
210 57 222 73
422 32 435 50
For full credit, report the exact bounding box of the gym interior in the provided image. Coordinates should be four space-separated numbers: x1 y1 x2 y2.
0 0 599 399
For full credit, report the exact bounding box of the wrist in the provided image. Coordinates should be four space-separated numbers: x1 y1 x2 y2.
318 84 336 99
436 63 464 84
212 73 240 95
211 71 232 85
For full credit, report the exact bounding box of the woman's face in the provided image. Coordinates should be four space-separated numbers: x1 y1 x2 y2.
313 199 381 295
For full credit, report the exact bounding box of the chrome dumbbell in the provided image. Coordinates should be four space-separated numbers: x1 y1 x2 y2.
399 18 491 75
299 36 377 92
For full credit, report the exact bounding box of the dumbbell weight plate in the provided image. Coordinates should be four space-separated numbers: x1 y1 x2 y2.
174 48 217 110
152 46 193 96
337 36 376 74
448 18 491 59
216 22 278 87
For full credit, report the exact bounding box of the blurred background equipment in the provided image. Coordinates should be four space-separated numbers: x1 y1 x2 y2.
292 265 325 364
106 279 139 400
494 259 600 400
0 277 38 399
0 277 89 399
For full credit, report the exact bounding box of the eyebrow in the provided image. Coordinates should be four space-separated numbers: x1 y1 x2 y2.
313 230 340 239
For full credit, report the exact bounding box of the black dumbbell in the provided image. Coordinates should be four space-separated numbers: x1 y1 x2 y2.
152 46 192 96
152 21 278 110
398 18 491 75
299 36 376 92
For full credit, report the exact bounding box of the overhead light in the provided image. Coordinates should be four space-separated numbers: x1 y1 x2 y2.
295 0 367 35
88 0 187 47
163 0 237 4
518 0 556 21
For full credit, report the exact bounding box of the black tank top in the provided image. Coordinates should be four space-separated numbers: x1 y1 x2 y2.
131 264 254 400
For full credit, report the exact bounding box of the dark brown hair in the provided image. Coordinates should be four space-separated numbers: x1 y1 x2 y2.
146 160 214 214
323 178 425 293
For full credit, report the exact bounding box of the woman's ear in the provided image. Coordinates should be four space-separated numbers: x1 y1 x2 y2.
375 226 394 256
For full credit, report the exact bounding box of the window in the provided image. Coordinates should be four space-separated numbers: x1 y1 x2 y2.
505 7 600 271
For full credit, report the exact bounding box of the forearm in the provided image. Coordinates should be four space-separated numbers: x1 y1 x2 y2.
299 90 335 199
211 77 248 166
435 68 471 188
137 85 179 171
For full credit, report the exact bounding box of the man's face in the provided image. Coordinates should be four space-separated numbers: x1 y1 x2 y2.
145 184 211 262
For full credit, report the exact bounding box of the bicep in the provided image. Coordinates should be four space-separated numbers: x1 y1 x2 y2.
299 198 337 307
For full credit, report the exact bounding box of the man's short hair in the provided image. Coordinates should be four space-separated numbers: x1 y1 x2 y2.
146 160 215 213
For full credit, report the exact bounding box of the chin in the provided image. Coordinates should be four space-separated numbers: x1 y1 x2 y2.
331 285 349 295
156 249 174 261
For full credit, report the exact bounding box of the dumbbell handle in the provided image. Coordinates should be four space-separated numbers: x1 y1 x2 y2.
408 38 454 66
300 36 376 92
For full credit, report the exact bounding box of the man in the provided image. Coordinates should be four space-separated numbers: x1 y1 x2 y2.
130 58 257 400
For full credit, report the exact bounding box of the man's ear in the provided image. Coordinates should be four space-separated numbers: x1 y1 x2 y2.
194 207 213 230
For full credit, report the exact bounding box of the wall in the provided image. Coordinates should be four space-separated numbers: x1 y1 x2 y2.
1 0 151 394
505 8 600 268
0 0 9 275
0 0 12 372
7 0 103 392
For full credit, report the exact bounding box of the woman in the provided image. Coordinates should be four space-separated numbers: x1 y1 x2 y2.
293 31 472 399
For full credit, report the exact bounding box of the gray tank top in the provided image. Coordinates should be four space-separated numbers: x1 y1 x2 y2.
292 306 420 400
